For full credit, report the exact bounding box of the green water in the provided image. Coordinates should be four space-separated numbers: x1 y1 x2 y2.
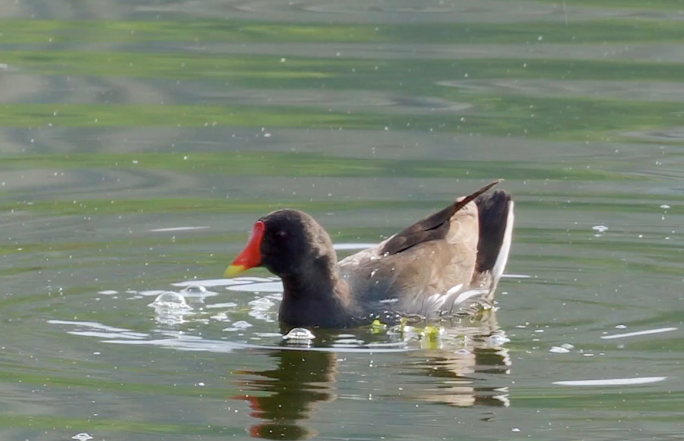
1 1 683 440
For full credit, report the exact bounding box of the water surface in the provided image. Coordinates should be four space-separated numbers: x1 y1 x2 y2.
1 1 683 440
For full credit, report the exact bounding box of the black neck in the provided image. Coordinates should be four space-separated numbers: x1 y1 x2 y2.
278 258 352 328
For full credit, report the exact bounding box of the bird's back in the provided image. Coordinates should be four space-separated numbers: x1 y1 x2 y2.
337 182 513 320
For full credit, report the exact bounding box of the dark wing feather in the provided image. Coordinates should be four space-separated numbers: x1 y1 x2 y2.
380 180 501 256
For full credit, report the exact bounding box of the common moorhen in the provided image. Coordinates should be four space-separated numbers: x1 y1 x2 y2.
225 180 514 329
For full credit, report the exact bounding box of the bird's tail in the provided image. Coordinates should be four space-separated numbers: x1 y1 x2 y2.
472 189 515 299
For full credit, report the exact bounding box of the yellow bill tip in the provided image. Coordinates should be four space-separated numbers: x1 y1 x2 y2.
224 265 247 278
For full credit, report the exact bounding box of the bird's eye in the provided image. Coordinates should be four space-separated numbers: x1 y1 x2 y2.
274 230 287 240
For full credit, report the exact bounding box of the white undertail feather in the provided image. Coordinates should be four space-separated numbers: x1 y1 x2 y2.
445 284 464 297
492 201 515 286
439 199 514 312
452 288 489 306
427 293 448 309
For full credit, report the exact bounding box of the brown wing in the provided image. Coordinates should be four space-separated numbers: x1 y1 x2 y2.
379 180 501 256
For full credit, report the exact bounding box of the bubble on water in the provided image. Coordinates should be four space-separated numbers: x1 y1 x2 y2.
283 327 315 341
660 204 670 209
249 297 274 308
560 343 575 349
550 346 570 354
487 333 510 346
149 292 192 310
223 321 252 332
72 434 93 441
181 284 207 293
248 297 277 322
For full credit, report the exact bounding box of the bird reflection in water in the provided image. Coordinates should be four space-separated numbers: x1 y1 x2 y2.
401 310 511 408
233 349 336 439
232 310 510 440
